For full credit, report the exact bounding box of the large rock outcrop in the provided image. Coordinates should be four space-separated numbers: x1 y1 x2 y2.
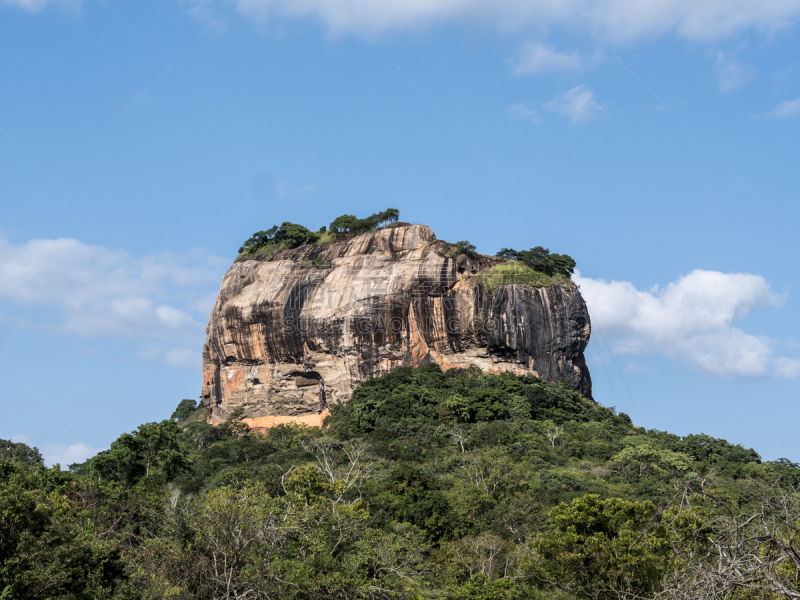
201 225 592 423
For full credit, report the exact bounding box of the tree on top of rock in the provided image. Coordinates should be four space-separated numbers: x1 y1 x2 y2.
496 246 576 277
329 208 399 238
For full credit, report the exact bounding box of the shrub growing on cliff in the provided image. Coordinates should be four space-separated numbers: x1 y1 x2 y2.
239 222 320 255
496 246 576 278
441 240 477 257
329 208 399 238
474 262 573 291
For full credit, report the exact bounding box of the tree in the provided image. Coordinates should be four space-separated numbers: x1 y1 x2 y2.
329 208 400 238
329 213 359 237
656 487 800 600
0 439 43 467
528 494 673 599
609 439 690 481
0 485 131 599
135 474 427 599
238 225 278 254
239 222 319 255
549 253 576 277
378 464 456 541
88 420 188 484
544 422 564 447
460 447 516 499
446 575 517 600
454 241 477 256
495 246 576 278
273 221 319 247
171 398 197 422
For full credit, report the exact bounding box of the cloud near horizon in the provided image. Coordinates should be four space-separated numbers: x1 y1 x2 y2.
0 237 227 369
40 442 103 468
574 269 799 379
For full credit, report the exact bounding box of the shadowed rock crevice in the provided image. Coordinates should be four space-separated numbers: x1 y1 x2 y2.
201 224 592 423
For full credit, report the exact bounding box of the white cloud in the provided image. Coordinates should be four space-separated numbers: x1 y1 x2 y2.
715 51 756 92
0 237 227 367
774 357 800 378
228 0 797 42
41 442 103 468
506 102 542 124
513 42 581 75
762 98 800 118
574 269 797 378
6 0 78 12
186 0 231 33
15 0 800 43
544 85 604 122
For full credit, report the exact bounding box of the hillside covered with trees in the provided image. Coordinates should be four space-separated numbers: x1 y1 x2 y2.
1 366 799 599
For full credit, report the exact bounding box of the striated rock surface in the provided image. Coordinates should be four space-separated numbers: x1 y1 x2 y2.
201 225 592 424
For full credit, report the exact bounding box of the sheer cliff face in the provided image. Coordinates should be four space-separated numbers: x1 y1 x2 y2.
202 225 592 423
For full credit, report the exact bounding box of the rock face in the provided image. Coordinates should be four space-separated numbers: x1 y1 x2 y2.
201 225 592 424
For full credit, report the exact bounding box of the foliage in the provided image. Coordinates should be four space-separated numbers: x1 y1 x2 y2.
238 221 321 255
496 246 577 278
170 399 197 422
238 224 279 255
0 465 135 599
441 240 477 256
329 208 399 238
529 495 673 599
329 364 605 437
474 262 574 291
0 439 43 467
86 420 189 485
608 438 691 481
4 366 796 600
238 209 398 256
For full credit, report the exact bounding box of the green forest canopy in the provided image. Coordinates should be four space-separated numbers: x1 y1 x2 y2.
2 365 798 599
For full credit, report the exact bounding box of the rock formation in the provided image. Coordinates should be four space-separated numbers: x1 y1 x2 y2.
201 224 592 424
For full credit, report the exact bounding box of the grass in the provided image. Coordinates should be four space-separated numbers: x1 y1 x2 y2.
236 231 338 260
438 242 464 257
311 230 335 246
473 261 574 292
182 405 209 425
236 240 291 260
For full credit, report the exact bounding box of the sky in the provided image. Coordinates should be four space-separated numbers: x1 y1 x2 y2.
1 0 798 466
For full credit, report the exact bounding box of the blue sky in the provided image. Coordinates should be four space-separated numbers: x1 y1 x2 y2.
1 0 798 466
